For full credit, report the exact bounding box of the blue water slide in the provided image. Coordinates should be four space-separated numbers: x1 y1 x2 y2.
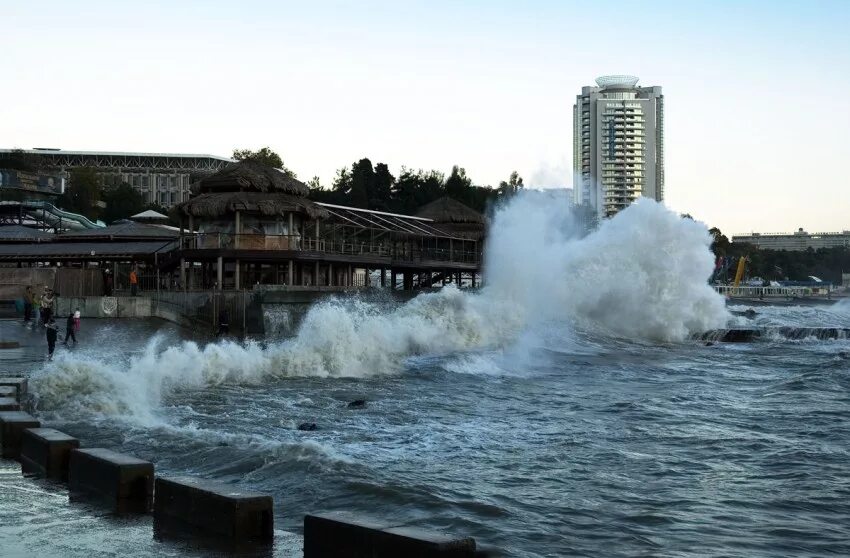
19 200 105 230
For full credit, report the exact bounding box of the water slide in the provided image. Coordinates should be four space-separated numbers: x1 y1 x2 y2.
3 200 105 230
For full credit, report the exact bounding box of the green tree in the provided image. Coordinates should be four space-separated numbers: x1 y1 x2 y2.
390 168 445 214
100 182 146 224
708 227 731 256
372 163 394 210
498 171 524 198
348 158 374 208
58 167 102 220
444 165 472 204
232 147 295 178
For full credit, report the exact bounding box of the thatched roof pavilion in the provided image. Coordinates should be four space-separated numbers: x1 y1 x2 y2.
174 160 328 220
177 191 328 220
166 165 482 293
415 197 485 240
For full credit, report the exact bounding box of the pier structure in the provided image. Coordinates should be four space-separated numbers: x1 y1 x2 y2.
167 160 482 291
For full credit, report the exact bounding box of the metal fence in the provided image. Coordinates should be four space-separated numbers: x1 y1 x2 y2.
177 233 480 264
151 290 250 336
713 285 817 298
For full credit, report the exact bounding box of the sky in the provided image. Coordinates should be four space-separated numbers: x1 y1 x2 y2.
3 0 849 234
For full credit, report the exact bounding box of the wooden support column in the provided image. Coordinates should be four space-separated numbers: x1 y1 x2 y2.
216 256 223 290
288 260 294 287
472 272 477 288
455 271 461 286
235 259 241 290
315 261 319 287
329 263 334 287
380 268 386 287
348 265 352 287
180 258 186 290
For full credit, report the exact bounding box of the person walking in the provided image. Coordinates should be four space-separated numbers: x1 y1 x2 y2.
32 289 42 328
129 267 139 296
40 287 55 325
45 317 58 360
23 286 34 323
63 311 77 346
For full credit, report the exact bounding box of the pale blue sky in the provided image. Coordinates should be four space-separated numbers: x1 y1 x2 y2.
3 1 849 233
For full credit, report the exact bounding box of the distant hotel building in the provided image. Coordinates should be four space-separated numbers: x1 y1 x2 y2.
0 148 231 207
573 75 664 219
732 229 850 251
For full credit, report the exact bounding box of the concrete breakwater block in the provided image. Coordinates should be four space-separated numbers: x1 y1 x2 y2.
0 378 27 399
0 411 40 459
154 476 274 541
68 448 154 512
304 512 477 557
0 341 21 349
20 428 80 480
0 386 17 399
0 397 20 411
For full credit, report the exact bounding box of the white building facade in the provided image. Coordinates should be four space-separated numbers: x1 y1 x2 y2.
573 76 664 219
732 229 850 251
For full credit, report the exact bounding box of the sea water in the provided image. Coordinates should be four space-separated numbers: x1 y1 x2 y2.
4 197 849 557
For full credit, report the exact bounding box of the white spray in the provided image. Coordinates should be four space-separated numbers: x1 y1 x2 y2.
31 195 729 418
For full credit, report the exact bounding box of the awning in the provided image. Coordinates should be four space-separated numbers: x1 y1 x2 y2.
0 240 175 260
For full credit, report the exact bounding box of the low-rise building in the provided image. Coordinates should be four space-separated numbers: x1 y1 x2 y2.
0 148 231 207
732 228 850 251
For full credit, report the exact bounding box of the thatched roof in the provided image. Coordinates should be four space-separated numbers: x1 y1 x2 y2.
175 191 329 220
415 197 485 225
195 160 309 197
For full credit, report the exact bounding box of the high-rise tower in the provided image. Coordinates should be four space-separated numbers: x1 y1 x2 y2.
573 75 664 219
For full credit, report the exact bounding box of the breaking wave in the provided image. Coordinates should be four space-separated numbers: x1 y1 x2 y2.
31 195 729 418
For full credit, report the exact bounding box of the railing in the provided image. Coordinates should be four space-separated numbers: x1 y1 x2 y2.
179 233 480 264
303 238 392 258
151 290 249 336
713 285 816 298
182 233 304 251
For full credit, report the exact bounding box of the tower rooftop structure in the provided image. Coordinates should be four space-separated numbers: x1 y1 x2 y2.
595 75 640 89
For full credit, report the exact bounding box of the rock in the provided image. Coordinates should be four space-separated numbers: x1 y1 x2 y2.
704 342 715 347
347 399 367 409
298 423 318 431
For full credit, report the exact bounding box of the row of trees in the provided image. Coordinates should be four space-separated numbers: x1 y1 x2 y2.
228 148 526 213
308 159 524 214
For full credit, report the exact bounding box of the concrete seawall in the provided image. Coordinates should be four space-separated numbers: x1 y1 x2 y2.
55 296 152 319
48 288 428 339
